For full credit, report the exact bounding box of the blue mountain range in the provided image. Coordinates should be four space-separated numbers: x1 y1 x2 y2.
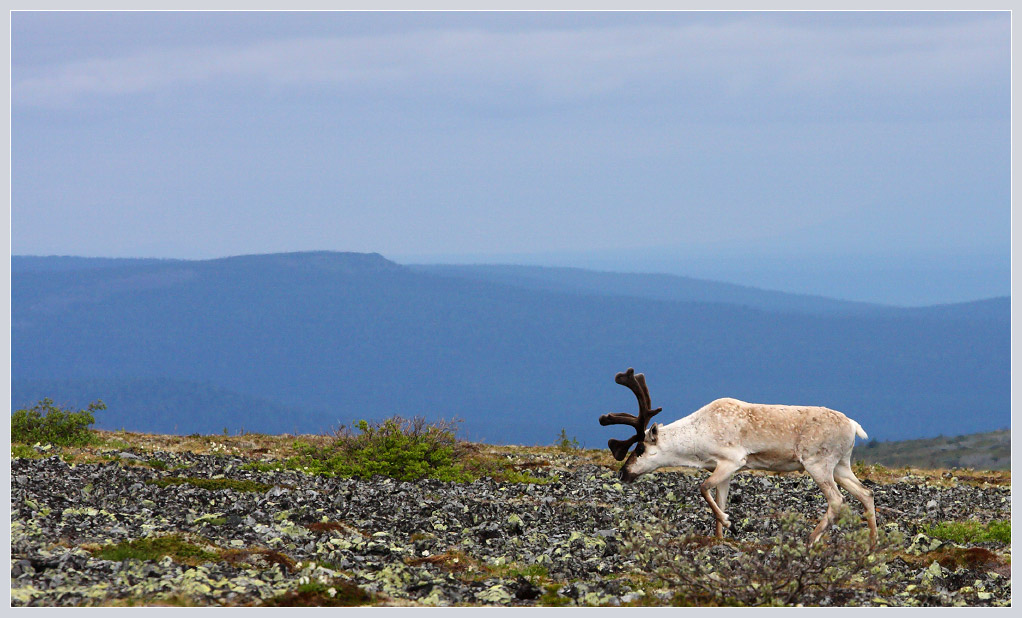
11 251 1009 446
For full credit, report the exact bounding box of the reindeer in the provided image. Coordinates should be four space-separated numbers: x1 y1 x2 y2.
600 368 877 546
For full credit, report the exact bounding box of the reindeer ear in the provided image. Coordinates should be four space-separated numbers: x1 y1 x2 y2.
649 423 659 443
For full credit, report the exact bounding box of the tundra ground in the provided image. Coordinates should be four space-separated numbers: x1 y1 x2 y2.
10 431 1011 607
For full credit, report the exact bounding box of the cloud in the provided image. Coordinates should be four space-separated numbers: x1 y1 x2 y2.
13 15 1009 120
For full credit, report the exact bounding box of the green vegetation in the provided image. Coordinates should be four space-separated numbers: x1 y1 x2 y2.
924 520 1011 544
257 416 552 484
90 534 219 566
146 476 273 493
555 428 581 451
288 417 472 482
538 584 573 607
11 443 42 459
240 461 281 473
11 398 104 446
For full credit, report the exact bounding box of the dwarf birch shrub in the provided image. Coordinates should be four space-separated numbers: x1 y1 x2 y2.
283 416 472 482
11 398 105 446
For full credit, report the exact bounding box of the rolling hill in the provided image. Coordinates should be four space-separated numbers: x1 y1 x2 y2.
11 251 1009 445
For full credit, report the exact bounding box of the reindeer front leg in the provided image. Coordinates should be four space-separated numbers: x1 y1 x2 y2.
714 479 732 538
699 460 742 538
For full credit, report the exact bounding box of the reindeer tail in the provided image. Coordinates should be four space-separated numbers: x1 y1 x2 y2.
849 419 868 440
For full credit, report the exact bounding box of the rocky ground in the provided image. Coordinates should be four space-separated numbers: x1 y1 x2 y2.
10 439 1012 607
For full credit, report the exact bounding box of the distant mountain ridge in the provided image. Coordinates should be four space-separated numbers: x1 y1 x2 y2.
11 251 1009 445
11 255 186 272
411 263 1009 317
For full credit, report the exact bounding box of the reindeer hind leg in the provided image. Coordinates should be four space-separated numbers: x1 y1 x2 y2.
834 461 877 548
803 460 845 546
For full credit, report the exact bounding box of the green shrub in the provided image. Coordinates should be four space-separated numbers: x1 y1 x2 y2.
11 398 104 446
243 416 550 484
285 417 472 483
925 520 1011 544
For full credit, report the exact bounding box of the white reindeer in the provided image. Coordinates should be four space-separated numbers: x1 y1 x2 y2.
600 368 877 546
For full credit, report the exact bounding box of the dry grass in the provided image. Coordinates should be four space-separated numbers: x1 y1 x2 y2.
220 547 297 573
404 551 481 574
304 521 369 537
852 462 1011 487
898 546 1010 577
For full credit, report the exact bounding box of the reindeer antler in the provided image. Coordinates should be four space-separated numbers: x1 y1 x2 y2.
599 367 663 460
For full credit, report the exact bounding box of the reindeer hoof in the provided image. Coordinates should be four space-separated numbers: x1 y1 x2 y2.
719 516 731 529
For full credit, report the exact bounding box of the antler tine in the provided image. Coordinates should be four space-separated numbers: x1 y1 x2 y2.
608 436 639 461
600 367 664 460
635 373 652 410
615 368 661 422
614 368 643 408
598 412 639 426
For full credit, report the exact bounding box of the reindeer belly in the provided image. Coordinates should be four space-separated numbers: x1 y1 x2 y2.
743 449 804 472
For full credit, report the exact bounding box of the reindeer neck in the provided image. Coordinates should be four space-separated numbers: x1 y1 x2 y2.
656 414 719 470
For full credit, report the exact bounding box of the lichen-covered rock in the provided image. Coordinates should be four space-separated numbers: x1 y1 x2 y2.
9 452 1011 607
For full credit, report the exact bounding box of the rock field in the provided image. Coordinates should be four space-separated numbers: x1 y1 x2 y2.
10 447 1012 607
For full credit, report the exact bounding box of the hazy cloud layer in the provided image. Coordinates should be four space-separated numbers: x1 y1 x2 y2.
14 18 1008 120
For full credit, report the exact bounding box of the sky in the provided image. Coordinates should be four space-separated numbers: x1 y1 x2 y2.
10 11 1011 305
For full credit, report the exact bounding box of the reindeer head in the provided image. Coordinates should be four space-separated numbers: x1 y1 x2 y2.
598 367 662 482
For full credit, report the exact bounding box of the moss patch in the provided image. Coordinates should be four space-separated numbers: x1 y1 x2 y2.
925 520 1011 544
89 534 219 566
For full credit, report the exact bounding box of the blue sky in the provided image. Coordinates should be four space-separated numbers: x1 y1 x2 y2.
11 11 1011 304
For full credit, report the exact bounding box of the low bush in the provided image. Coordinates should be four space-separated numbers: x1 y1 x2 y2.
284 417 472 482
11 399 105 446
265 416 551 484
555 428 581 451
